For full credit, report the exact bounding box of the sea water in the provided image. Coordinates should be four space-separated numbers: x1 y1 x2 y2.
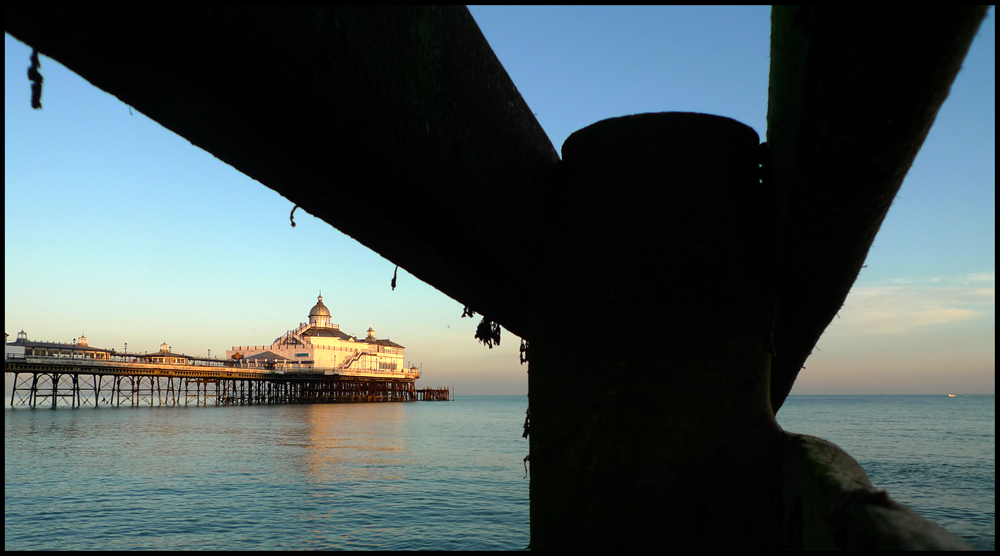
776 395 994 550
5 395 994 550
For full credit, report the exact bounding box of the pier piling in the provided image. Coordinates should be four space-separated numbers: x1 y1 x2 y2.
6 359 442 408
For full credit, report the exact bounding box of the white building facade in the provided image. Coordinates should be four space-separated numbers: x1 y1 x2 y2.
226 293 416 377
6 330 110 360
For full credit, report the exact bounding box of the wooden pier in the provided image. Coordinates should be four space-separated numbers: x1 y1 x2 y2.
5 356 448 408
416 387 451 401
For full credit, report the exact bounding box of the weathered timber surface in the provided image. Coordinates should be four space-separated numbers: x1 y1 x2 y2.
783 433 971 550
529 113 785 550
4 6 558 340
765 6 988 412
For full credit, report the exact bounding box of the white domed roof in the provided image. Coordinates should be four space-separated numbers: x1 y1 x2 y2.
309 293 331 317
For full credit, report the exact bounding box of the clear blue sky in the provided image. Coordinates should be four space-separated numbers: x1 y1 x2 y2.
5 7 995 395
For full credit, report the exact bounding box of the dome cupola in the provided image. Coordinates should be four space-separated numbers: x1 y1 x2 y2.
309 291 332 327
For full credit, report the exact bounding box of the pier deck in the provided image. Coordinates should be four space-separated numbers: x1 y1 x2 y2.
5 356 447 408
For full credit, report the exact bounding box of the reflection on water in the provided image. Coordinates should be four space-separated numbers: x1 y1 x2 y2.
302 403 409 483
6 395 993 550
5 396 531 550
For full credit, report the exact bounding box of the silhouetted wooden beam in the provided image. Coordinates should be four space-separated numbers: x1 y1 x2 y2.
5 6 558 340
766 6 988 413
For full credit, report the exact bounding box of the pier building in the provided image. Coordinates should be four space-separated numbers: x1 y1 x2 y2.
148 342 192 365
227 293 414 376
5 294 446 408
6 330 112 361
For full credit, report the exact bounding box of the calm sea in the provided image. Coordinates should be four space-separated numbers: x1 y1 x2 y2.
776 395 995 550
4 395 994 550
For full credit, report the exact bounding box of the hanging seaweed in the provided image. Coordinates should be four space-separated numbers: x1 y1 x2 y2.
28 49 43 109
475 316 501 348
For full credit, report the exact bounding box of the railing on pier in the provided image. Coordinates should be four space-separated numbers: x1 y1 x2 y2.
4 353 419 380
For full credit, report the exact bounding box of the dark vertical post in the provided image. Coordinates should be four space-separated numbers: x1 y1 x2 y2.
50 373 59 409
32 373 41 408
529 113 783 550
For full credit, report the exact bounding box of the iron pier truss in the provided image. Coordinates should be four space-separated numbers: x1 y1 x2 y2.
6 357 450 408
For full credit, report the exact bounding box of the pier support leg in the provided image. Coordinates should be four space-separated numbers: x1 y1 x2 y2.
529 113 783 550
93 374 103 406
50 372 59 409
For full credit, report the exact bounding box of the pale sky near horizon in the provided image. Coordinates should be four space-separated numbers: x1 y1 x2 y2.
4 7 995 397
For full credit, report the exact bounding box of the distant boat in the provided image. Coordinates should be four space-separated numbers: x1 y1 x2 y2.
948 393 957 397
